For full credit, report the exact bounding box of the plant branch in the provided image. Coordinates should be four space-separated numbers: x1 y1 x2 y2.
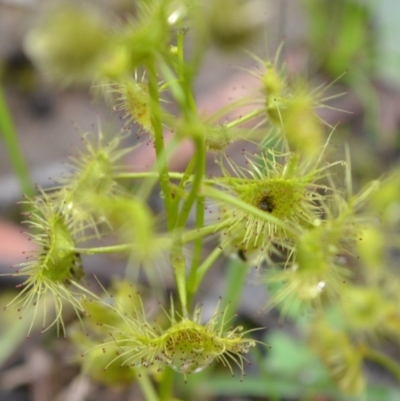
362 346 400 383
147 61 173 230
74 244 132 254
187 246 223 305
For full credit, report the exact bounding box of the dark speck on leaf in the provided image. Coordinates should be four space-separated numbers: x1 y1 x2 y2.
258 195 274 213
238 249 247 262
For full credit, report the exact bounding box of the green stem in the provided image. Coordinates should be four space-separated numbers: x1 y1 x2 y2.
175 137 205 229
226 108 264 129
179 151 205 292
74 221 228 257
164 27 204 318
169 153 197 225
362 346 400 383
114 171 217 186
74 244 132 254
205 95 258 125
0 84 34 196
176 29 197 114
177 153 196 192
222 259 249 322
181 221 229 244
171 25 203 229
187 246 223 305
113 172 184 180
147 61 173 230
137 373 161 401
188 195 204 292
169 136 205 316
158 366 174 401
170 149 204 317
136 136 181 202
170 248 188 317
158 59 185 108
177 27 185 78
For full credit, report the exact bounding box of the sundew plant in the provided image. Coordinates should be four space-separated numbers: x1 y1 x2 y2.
2 1 400 400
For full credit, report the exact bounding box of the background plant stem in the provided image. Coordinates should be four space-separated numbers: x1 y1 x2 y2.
0 84 34 196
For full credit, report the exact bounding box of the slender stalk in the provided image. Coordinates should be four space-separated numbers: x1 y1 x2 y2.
188 195 205 290
362 346 400 383
158 368 174 401
74 222 227 257
147 61 173 230
182 221 229 244
222 259 249 322
169 153 197 225
136 136 180 202
171 135 205 317
113 172 184 180
0 84 34 196
177 154 196 192
114 171 217 186
187 246 223 305
226 108 264 129
176 29 197 114
171 25 203 230
137 373 161 401
177 27 185 79
205 95 257 124
175 137 205 229
158 59 185 108
162 27 204 318
170 248 188 317
74 244 132 254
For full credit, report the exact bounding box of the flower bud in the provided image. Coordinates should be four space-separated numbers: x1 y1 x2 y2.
204 124 232 152
309 321 365 395
266 85 324 157
25 4 112 84
204 0 266 49
70 280 145 386
58 131 132 232
341 286 388 333
111 78 154 136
